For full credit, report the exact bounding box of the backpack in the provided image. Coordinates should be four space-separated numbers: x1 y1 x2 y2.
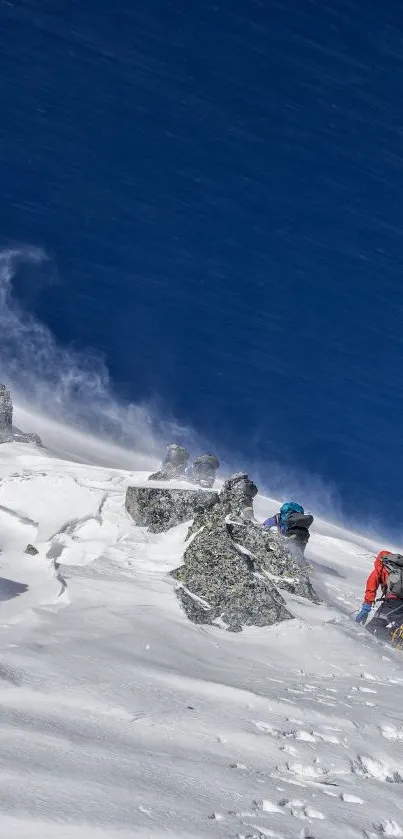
279 502 313 536
284 511 314 533
279 502 303 533
383 554 403 598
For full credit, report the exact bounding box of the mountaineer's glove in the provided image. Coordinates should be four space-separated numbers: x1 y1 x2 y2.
355 603 371 624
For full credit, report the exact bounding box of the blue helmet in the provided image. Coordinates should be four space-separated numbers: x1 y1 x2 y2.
280 501 304 517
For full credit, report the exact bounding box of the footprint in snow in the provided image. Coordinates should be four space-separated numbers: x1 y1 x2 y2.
340 793 364 804
208 812 224 821
254 721 282 737
353 755 403 783
293 728 340 744
278 744 299 756
294 730 317 743
313 730 340 744
282 762 330 781
254 720 339 746
258 798 325 821
375 819 403 837
380 725 403 742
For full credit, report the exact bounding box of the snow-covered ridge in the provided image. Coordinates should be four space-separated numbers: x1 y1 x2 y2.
0 435 402 839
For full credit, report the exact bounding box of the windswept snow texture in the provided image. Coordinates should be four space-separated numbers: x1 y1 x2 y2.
0 435 402 839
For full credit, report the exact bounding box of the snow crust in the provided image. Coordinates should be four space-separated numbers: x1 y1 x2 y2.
0 426 402 839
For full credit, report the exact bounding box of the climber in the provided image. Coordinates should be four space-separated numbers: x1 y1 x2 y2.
187 454 220 488
148 443 189 481
263 501 314 559
355 550 403 640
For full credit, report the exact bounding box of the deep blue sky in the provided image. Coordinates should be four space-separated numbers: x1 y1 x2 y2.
1 0 403 531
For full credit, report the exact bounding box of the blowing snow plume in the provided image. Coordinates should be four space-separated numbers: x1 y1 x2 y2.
0 247 194 466
0 249 348 525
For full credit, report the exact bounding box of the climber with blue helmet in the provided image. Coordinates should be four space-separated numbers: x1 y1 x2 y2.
263 501 314 560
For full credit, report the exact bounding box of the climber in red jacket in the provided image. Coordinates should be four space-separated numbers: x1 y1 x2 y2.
356 550 403 639
363 550 392 606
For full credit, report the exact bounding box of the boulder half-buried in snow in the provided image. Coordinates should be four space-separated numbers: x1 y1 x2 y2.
125 486 219 534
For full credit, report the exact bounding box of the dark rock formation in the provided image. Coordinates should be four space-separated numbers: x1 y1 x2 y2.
0 384 13 443
187 454 220 488
172 480 319 630
221 472 258 520
125 486 219 534
148 443 189 481
126 473 320 632
227 522 318 603
0 384 42 446
25 544 39 556
172 519 293 632
185 472 259 539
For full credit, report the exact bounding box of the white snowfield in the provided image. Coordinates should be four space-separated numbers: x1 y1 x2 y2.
0 427 402 839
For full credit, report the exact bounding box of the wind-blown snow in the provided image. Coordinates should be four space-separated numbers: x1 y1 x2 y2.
0 430 402 839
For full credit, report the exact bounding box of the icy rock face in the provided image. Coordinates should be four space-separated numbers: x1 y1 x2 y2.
220 472 258 520
172 479 319 631
0 384 13 442
125 486 219 534
172 517 293 632
0 384 42 446
228 522 319 603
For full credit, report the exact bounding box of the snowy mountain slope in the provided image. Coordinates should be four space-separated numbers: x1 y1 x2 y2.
0 436 403 839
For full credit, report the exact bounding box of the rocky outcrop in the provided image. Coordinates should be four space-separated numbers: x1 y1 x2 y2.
171 478 319 630
227 522 318 602
186 454 220 488
0 384 42 446
25 544 39 556
220 472 258 520
125 473 320 632
148 443 189 481
172 519 293 632
125 486 219 534
0 384 13 442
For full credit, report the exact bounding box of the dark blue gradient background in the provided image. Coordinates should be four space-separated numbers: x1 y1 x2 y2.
1 0 403 530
